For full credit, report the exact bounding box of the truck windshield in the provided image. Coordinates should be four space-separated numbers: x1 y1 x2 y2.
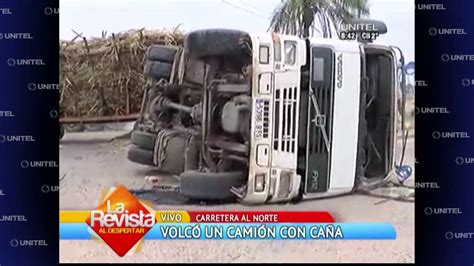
312 57 325 81
284 41 297 65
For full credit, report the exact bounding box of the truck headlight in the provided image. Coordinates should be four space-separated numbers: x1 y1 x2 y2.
278 171 292 198
254 174 266 192
256 144 269 166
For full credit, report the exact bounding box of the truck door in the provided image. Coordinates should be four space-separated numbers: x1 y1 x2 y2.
304 41 361 197
360 44 399 178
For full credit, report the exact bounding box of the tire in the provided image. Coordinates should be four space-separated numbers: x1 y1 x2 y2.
146 45 178 63
127 146 154 166
84 124 105 131
179 171 246 200
157 135 186 175
144 61 173 81
60 125 65 140
184 29 250 59
64 123 85 132
184 136 199 171
132 121 140 131
131 130 156 150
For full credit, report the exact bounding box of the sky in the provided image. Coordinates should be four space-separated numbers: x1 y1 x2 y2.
59 0 414 62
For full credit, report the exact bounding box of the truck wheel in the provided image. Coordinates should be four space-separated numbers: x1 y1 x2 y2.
132 121 140 131
128 146 155 166
184 136 199 171
184 29 250 58
60 125 65 140
144 61 173 81
158 136 186 175
64 123 85 132
131 130 156 151
146 45 178 63
179 171 246 200
84 124 105 131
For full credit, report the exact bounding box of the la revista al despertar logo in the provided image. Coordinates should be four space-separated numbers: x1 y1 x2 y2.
86 185 156 256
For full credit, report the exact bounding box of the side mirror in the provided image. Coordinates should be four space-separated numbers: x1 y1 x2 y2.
396 165 413 183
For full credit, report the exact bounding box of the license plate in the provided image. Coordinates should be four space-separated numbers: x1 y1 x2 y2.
254 99 265 139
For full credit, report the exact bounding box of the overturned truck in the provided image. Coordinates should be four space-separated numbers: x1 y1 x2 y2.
128 23 408 204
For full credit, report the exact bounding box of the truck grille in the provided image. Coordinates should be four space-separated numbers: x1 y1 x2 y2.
305 46 335 194
309 85 334 153
274 87 297 153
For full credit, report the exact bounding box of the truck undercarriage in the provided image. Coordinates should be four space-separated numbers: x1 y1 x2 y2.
129 29 254 200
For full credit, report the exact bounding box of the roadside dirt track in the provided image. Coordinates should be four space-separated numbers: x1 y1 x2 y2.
59 130 414 263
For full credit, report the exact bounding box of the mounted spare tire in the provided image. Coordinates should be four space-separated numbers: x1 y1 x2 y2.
184 29 250 59
144 61 173 81
146 45 178 63
179 171 246 200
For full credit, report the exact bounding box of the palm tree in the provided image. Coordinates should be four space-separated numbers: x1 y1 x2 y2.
269 0 369 38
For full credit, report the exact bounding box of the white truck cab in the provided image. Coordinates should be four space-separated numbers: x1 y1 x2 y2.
243 33 402 204
129 26 406 204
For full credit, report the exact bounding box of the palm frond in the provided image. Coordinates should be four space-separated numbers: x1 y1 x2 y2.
268 1 290 34
269 0 370 38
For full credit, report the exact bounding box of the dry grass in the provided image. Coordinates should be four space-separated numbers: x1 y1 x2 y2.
60 27 184 118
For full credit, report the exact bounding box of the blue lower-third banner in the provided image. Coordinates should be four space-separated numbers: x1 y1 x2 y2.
60 223 397 240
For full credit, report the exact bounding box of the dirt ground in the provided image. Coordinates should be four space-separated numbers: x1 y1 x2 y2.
59 127 415 263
